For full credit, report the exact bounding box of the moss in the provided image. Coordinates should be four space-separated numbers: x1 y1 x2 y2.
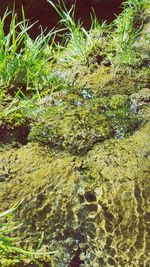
75 66 150 96
28 105 109 154
29 94 142 154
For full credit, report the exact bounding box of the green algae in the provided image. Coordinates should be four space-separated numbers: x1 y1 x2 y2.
0 88 149 266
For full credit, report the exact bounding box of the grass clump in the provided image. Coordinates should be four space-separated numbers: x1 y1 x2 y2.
48 0 150 68
48 0 109 66
0 7 64 93
107 0 150 67
0 8 67 129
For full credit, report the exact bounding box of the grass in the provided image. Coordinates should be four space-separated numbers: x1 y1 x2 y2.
0 202 54 266
47 0 149 67
0 0 149 129
48 0 109 65
0 7 68 127
107 0 150 67
0 0 149 88
0 0 148 90
0 7 64 93
0 0 149 128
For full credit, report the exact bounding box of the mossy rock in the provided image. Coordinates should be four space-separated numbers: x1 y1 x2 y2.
28 105 110 154
29 94 142 154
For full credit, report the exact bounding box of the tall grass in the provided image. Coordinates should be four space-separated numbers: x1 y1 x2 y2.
48 0 108 65
48 0 149 67
107 0 150 67
0 8 67 126
0 8 60 92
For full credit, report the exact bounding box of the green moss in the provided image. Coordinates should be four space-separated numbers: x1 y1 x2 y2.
29 94 142 154
76 66 150 96
28 105 110 154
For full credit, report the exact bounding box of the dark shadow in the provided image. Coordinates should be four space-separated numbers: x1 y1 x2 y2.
1 0 124 38
0 125 30 146
70 248 84 267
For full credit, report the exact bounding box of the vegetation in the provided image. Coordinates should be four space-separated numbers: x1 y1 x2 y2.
107 0 150 66
0 0 149 129
0 0 148 89
0 0 149 265
48 0 109 65
47 0 150 66
0 9 50 90
28 94 142 154
0 203 54 266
